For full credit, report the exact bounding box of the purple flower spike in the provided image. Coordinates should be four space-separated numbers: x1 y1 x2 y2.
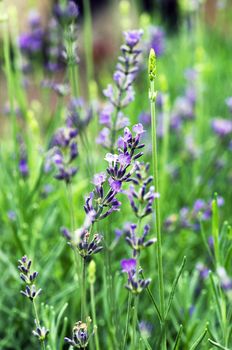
121 258 137 273
149 26 165 57
108 178 122 192
212 118 232 137
19 158 29 178
123 30 143 48
193 199 205 212
98 28 143 150
132 123 145 135
93 172 107 187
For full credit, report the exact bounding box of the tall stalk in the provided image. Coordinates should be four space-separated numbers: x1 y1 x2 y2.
1 8 18 159
148 49 166 350
83 0 94 99
33 300 46 350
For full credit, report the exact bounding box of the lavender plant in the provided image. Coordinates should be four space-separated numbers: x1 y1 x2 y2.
18 256 49 349
97 30 143 151
1 1 232 349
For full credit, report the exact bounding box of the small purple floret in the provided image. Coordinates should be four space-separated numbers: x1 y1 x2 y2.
121 258 136 273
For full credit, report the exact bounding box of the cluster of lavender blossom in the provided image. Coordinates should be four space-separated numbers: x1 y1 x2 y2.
97 30 143 151
18 1 79 76
61 123 146 256
48 125 78 183
164 196 224 232
212 96 232 150
46 97 92 183
118 149 158 294
147 25 165 57
18 256 49 343
19 11 44 72
170 68 197 132
64 318 94 349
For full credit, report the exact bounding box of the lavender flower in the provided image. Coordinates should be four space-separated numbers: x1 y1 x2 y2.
20 285 42 301
217 267 232 291
212 118 232 137
45 18 63 72
32 320 49 341
121 259 151 294
66 98 93 133
58 2 79 67
18 256 38 285
148 26 165 57
49 127 78 183
121 258 137 273
8 210 17 221
84 124 145 226
170 68 197 132
18 256 42 301
139 321 153 338
97 29 143 150
18 137 29 178
54 1 79 24
125 162 158 218
18 10 44 71
125 224 157 256
19 158 29 178
65 318 94 349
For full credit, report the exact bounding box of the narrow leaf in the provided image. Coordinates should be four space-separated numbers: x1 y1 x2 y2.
189 327 208 350
165 256 186 319
173 324 183 350
208 339 230 350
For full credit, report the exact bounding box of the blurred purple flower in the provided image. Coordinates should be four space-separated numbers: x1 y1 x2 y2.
212 118 232 137
121 258 136 273
149 26 165 57
123 30 143 48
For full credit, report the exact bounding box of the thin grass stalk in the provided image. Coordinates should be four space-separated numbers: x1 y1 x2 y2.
90 282 100 350
160 91 170 201
83 0 94 99
149 49 166 349
123 292 132 350
33 300 46 350
2 10 18 162
81 257 87 322
132 295 138 349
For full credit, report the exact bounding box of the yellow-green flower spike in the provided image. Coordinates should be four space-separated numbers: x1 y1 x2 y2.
149 48 157 82
88 260 96 284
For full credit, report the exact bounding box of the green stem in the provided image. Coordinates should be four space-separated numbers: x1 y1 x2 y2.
2 12 18 164
81 258 87 321
83 0 94 98
123 292 132 350
66 183 76 233
132 296 138 350
32 300 46 350
90 283 100 350
69 62 79 98
149 78 166 349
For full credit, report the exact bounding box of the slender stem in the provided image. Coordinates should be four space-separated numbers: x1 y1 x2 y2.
66 183 76 232
123 292 132 350
149 78 166 349
32 300 46 350
83 0 94 98
81 258 87 321
90 283 100 350
132 296 138 350
69 62 79 98
2 12 18 164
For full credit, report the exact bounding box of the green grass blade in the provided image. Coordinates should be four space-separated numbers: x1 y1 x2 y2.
165 256 186 319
